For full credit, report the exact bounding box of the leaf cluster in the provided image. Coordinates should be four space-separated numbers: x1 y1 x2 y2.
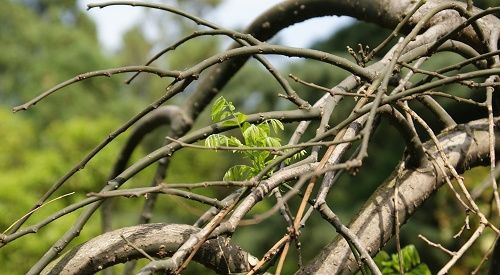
367 245 431 275
205 96 304 181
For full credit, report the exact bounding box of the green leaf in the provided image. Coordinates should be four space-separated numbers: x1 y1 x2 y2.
222 120 239 127
211 96 226 122
237 113 247 125
256 151 270 164
205 134 229 148
284 150 307 165
364 245 430 275
268 119 284 133
243 124 266 146
409 263 431 275
228 137 244 148
242 122 251 133
223 165 252 181
221 111 233 121
257 121 271 136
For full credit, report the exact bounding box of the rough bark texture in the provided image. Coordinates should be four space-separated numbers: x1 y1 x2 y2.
40 223 256 275
297 118 500 274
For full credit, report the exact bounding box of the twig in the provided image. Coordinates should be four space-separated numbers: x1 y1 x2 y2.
427 152 473 211
247 235 289 275
418 234 456 256
364 0 427 62
13 66 179 112
2 192 75 236
289 74 374 98
471 235 498 275
390 57 427 95
394 157 405 275
438 224 487 275
120 235 155 261
486 25 500 217
165 135 361 153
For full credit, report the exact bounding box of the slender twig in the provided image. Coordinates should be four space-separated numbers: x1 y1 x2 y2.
124 29 262 84
2 192 75 236
173 187 252 275
0 196 101 245
247 235 289 275
471 235 498 275
391 57 427 95
166 135 361 153
289 74 375 98
485 26 500 217
400 62 478 88
486 79 500 216
438 224 487 275
403 91 486 107
427 7 500 57
88 187 227 209
317 203 382 275
275 143 339 273
88 1 312 107
428 153 473 211
364 0 426 62
411 49 500 86
120 235 155 261
13 66 180 112
398 103 483 215
418 234 456 256
394 157 405 275
471 163 500 200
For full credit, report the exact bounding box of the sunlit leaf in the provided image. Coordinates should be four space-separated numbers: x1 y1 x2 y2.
205 134 229 148
237 113 247 125
228 137 244 148
257 121 270 136
222 120 239 127
223 165 252 181
211 96 226 122
243 124 266 146
268 119 284 133
364 245 430 275
263 136 281 148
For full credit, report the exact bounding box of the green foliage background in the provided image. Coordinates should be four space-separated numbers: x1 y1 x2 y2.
0 0 499 274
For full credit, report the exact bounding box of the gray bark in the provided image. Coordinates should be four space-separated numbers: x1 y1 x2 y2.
40 119 500 275
297 119 500 274
41 223 257 275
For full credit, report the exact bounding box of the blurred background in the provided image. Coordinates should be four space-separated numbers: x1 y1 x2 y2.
0 0 499 274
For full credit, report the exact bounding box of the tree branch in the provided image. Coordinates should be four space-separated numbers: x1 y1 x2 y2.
297 117 500 274
40 223 259 275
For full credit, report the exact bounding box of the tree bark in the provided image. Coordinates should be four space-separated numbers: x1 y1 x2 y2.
40 223 257 275
40 118 500 275
297 118 500 274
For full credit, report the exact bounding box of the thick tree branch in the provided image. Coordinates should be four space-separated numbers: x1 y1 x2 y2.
297 117 500 274
40 223 259 275
38 118 500 275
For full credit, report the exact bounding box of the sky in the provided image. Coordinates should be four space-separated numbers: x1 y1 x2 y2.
77 0 354 53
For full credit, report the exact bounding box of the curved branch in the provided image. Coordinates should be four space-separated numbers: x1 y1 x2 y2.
12 66 179 113
377 105 428 168
297 117 500 274
182 0 500 118
108 106 187 180
40 223 258 275
102 105 188 233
